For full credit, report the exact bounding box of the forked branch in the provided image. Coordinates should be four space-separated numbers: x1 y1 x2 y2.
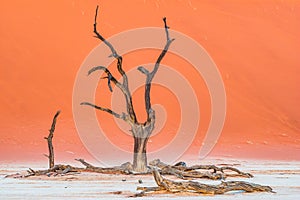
138 17 175 121
88 66 122 92
92 5 137 122
93 5 127 85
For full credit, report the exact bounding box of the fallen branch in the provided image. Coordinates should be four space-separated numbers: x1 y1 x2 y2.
136 169 274 196
23 159 134 178
149 159 253 180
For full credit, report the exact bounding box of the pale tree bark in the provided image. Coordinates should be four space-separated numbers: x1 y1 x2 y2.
81 6 174 172
131 114 155 172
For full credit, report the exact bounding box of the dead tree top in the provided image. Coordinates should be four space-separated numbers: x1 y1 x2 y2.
81 5 174 125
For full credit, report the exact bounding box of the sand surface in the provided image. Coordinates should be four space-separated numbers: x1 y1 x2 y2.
1 158 299 199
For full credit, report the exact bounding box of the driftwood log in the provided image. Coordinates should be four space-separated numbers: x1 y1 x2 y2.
135 169 274 196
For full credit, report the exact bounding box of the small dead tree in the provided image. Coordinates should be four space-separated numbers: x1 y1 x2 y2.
81 6 174 172
44 110 61 169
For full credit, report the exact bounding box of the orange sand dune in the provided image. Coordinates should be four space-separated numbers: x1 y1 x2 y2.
0 1 299 162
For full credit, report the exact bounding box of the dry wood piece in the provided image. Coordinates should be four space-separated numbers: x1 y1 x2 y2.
74 159 134 174
149 159 253 180
24 159 135 178
136 169 274 196
25 164 77 177
44 110 60 169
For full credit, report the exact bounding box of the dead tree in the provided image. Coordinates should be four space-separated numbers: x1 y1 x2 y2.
44 110 61 169
81 6 175 172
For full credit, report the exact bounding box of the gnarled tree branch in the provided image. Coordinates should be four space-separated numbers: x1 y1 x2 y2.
88 66 122 92
80 102 127 121
139 17 175 122
92 5 137 122
93 6 119 59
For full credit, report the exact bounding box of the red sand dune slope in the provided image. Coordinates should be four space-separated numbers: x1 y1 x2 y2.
0 1 299 162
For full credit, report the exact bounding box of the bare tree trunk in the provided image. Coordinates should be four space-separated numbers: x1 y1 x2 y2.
131 116 155 172
133 136 148 172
